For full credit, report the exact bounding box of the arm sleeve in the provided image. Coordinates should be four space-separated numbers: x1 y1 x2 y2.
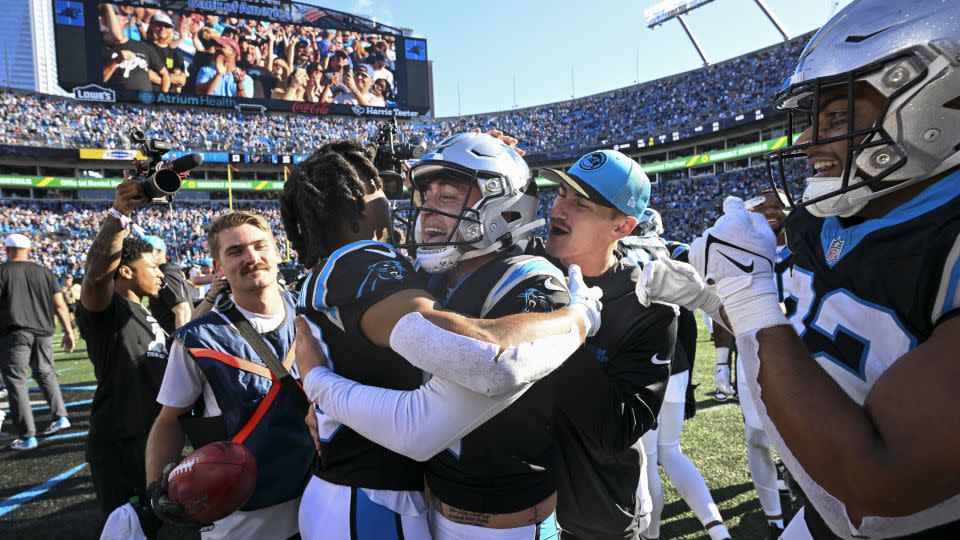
388 312 582 397
556 303 677 451
304 366 529 462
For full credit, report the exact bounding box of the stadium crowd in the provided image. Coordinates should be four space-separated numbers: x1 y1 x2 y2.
0 31 808 156
0 162 805 279
0 200 295 279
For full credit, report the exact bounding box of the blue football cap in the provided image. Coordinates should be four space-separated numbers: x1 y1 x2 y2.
200 257 214 266
540 150 650 220
144 235 166 251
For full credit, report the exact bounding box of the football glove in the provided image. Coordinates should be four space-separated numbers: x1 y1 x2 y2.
568 264 603 337
634 257 725 328
146 462 211 530
689 197 787 336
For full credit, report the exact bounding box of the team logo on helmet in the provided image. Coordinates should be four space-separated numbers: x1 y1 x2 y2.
579 152 607 171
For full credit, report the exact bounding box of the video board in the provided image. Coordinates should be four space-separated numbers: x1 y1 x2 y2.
53 0 431 117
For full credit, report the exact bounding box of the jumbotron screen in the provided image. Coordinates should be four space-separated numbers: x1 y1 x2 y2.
52 0 431 117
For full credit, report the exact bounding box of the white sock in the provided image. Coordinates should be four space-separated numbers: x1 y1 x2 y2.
707 522 731 540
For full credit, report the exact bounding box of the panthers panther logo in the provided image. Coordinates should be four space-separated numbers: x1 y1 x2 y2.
579 151 607 171
358 260 407 295
517 288 557 313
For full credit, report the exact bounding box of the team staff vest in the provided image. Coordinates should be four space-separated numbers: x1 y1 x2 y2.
176 292 314 511
424 249 571 514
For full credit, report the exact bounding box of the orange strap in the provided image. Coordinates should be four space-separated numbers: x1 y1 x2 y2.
189 344 299 445
189 348 273 380
232 383 280 444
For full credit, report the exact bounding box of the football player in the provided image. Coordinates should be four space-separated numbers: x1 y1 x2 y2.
641 1 960 537
283 136 601 540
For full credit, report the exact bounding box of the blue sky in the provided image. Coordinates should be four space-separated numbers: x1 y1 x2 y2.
307 0 844 117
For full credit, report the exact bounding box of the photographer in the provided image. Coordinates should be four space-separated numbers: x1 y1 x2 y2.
145 212 313 539
77 179 168 531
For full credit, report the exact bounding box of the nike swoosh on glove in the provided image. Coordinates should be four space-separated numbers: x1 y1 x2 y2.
568 264 603 337
689 196 788 336
634 257 727 330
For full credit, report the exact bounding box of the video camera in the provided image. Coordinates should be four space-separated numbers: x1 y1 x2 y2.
128 129 203 204
368 117 428 199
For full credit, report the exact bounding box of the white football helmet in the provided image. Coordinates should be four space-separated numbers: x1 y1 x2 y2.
398 132 541 274
634 208 664 238
766 0 960 217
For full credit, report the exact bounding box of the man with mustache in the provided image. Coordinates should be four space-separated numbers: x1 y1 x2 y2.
144 211 314 540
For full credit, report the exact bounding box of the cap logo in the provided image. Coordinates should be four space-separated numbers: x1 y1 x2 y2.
627 197 636 208
579 152 607 171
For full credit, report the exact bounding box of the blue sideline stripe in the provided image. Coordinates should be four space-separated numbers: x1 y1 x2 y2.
2 399 93 414
28 385 97 392
43 430 88 443
0 463 88 518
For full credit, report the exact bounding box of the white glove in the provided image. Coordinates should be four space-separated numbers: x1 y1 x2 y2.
689 197 787 336
635 257 723 316
567 264 603 337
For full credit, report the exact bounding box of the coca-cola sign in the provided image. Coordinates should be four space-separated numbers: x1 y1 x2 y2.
291 102 330 115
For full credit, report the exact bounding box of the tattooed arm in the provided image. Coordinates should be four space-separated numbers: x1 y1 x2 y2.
80 179 148 313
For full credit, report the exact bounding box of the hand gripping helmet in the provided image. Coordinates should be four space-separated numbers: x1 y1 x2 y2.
634 208 664 238
765 0 960 217
397 132 542 274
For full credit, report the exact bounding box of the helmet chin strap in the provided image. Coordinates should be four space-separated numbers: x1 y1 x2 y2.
458 218 545 263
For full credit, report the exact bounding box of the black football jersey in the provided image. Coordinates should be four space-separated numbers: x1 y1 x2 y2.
781 175 960 537
297 240 426 491
423 249 571 514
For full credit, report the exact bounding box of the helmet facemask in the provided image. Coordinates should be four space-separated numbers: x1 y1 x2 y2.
393 160 540 274
765 49 949 217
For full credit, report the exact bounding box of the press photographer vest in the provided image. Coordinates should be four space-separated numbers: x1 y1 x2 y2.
176 292 314 511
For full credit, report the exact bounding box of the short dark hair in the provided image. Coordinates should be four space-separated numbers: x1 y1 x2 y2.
119 236 153 271
279 139 381 268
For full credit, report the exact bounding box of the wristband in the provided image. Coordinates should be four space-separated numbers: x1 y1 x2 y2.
108 207 131 229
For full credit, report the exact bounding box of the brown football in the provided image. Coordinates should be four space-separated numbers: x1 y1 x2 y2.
167 441 258 524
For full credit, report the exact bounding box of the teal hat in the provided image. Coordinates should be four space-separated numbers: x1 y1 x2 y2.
540 150 651 220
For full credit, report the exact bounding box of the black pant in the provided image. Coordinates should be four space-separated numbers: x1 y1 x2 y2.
87 435 148 521
0 330 67 438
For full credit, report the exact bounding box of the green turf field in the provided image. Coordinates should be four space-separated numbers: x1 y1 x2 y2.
0 319 795 539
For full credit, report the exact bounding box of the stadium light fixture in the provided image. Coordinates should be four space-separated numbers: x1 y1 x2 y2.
644 0 716 66
645 0 791 67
